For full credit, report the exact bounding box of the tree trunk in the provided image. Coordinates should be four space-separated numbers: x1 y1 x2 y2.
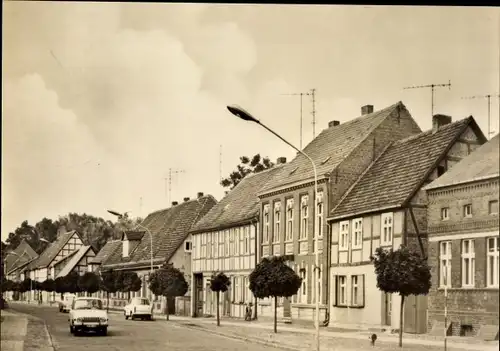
106 292 110 312
216 291 220 326
399 295 405 348
274 296 277 334
127 291 130 300
165 296 170 321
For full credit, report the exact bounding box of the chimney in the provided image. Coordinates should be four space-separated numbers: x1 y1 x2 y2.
361 105 374 115
328 120 340 128
172 201 178 206
277 157 287 164
432 114 452 133
197 192 204 198
183 197 190 202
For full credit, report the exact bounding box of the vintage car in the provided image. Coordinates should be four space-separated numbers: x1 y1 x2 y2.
68 297 109 336
58 294 76 313
124 297 153 320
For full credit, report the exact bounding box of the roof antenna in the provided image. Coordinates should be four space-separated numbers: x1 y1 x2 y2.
403 80 452 117
461 94 499 139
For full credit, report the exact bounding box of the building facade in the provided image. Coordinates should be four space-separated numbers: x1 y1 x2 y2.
190 163 285 319
328 115 486 333
256 102 423 322
425 134 499 338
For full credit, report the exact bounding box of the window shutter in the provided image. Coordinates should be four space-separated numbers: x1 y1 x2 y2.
333 275 338 307
358 274 365 307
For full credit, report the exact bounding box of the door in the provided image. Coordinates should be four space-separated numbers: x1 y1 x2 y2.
194 274 203 317
384 293 392 326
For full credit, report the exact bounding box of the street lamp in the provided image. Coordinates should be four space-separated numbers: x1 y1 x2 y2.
107 210 154 298
227 104 321 351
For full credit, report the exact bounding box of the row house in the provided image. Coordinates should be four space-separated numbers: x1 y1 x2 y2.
256 102 422 322
425 134 499 338
328 115 486 333
190 162 286 319
20 230 96 302
3 239 38 300
98 193 216 316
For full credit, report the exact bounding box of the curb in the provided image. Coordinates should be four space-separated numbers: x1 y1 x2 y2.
4 309 55 351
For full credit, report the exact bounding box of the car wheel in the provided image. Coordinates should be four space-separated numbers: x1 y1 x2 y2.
125 311 129 320
100 327 107 336
69 326 74 334
130 312 134 320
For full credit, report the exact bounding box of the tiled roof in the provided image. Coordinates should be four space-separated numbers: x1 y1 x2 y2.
191 166 285 233
425 133 499 190
331 117 475 219
25 230 79 270
101 195 217 268
259 102 404 194
5 239 38 274
56 245 94 278
89 240 121 265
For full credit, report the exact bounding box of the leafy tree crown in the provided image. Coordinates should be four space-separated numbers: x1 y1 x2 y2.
148 263 188 297
220 154 274 189
78 272 100 294
99 270 119 293
249 256 302 299
209 272 231 293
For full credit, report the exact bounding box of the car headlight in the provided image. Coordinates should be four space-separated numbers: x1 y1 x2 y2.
99 317 107 322
74 318 82 323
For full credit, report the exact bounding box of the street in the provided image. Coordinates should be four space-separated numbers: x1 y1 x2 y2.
7 304 282 351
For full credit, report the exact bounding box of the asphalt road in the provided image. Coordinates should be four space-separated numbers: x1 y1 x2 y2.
9 304 281 351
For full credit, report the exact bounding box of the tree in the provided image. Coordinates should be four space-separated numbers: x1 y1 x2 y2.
20 278 33 293
221 154 274 189
121 272 142 300
99 270 119 311
149 263 188 321
249 257 302 333
41 279 56 304
78 272 100 295
209 272 231 326
371 246 431 347
54 276 69 300
64 271 81 294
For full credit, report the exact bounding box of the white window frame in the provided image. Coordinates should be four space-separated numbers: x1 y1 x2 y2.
380 212 393 246
461 239 475 287
489 200 499 215
351 275 358 306
463 204 472 218
316 192 324 240
300 195 309 240
218 231 224 257
273 202 281 243
352 218 363 250
224 230 230 256
441 207 449 221
201 234 207 258
312 264 323 304
286 199 294 242
244 226 250 254
439 241 452 288
184 240 192 252
263 205 270 244
487 237 499 288
338 275 347 306
299 266 307 304
339 221 349 251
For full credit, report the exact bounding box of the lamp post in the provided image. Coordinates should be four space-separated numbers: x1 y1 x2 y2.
227 104 321 351
107 210 154 299
443 265 448 351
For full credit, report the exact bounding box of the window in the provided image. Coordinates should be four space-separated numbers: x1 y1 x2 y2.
263 205 270 243
350 275 365 307
299 267 307 303
300 195 309 240
273 202 281 243
233 276 239 302
439 241 452 288
352 218 363 249
244 227 250 254
339 221 349 251
461 239 475 287
487 237 499 288
315 192 324 253
441 207 449 221
285 199 294 242
224 230 230 256
184 241 192 252
489 200 499 215
218 231 224 257
201 234 207 257
338 276 347 306
463 204 472 218
381 213 393 245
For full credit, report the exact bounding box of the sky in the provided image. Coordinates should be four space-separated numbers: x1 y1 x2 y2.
2 3 499 239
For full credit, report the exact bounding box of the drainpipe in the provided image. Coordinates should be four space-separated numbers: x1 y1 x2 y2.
323 222 331 327
251 217 259 320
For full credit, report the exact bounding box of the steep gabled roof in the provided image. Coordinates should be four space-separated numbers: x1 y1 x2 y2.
25 230 80 270
259 102 407 194
330 117 478 220
4 239 38 274
191 165 285 233
56 245 94 278
425 133 499 190
101 195 217 269
89 240 121 265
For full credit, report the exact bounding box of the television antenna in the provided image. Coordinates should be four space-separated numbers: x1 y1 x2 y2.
281 88 317 149
461 94 499 139
164 168 185 204
403 80 452 116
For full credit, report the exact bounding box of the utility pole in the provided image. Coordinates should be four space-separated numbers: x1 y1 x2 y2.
461 94 499 139
164 168 185 204
219 145 223 182
282 89 317 149
403 80 452 116
443 265 448 351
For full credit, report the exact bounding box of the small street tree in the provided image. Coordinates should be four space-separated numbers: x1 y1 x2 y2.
41 279 56 304
54 276 68 300
78 272 101 296
209 272 231 326
249 256 302 333
99 270 119 311
371 246 431 347
64 271 82 294
149 263 188 321
122 272 142 300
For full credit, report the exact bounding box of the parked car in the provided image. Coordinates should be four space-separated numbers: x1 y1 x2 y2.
68 297 108 336
58 294 76 313
124 297 153 320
